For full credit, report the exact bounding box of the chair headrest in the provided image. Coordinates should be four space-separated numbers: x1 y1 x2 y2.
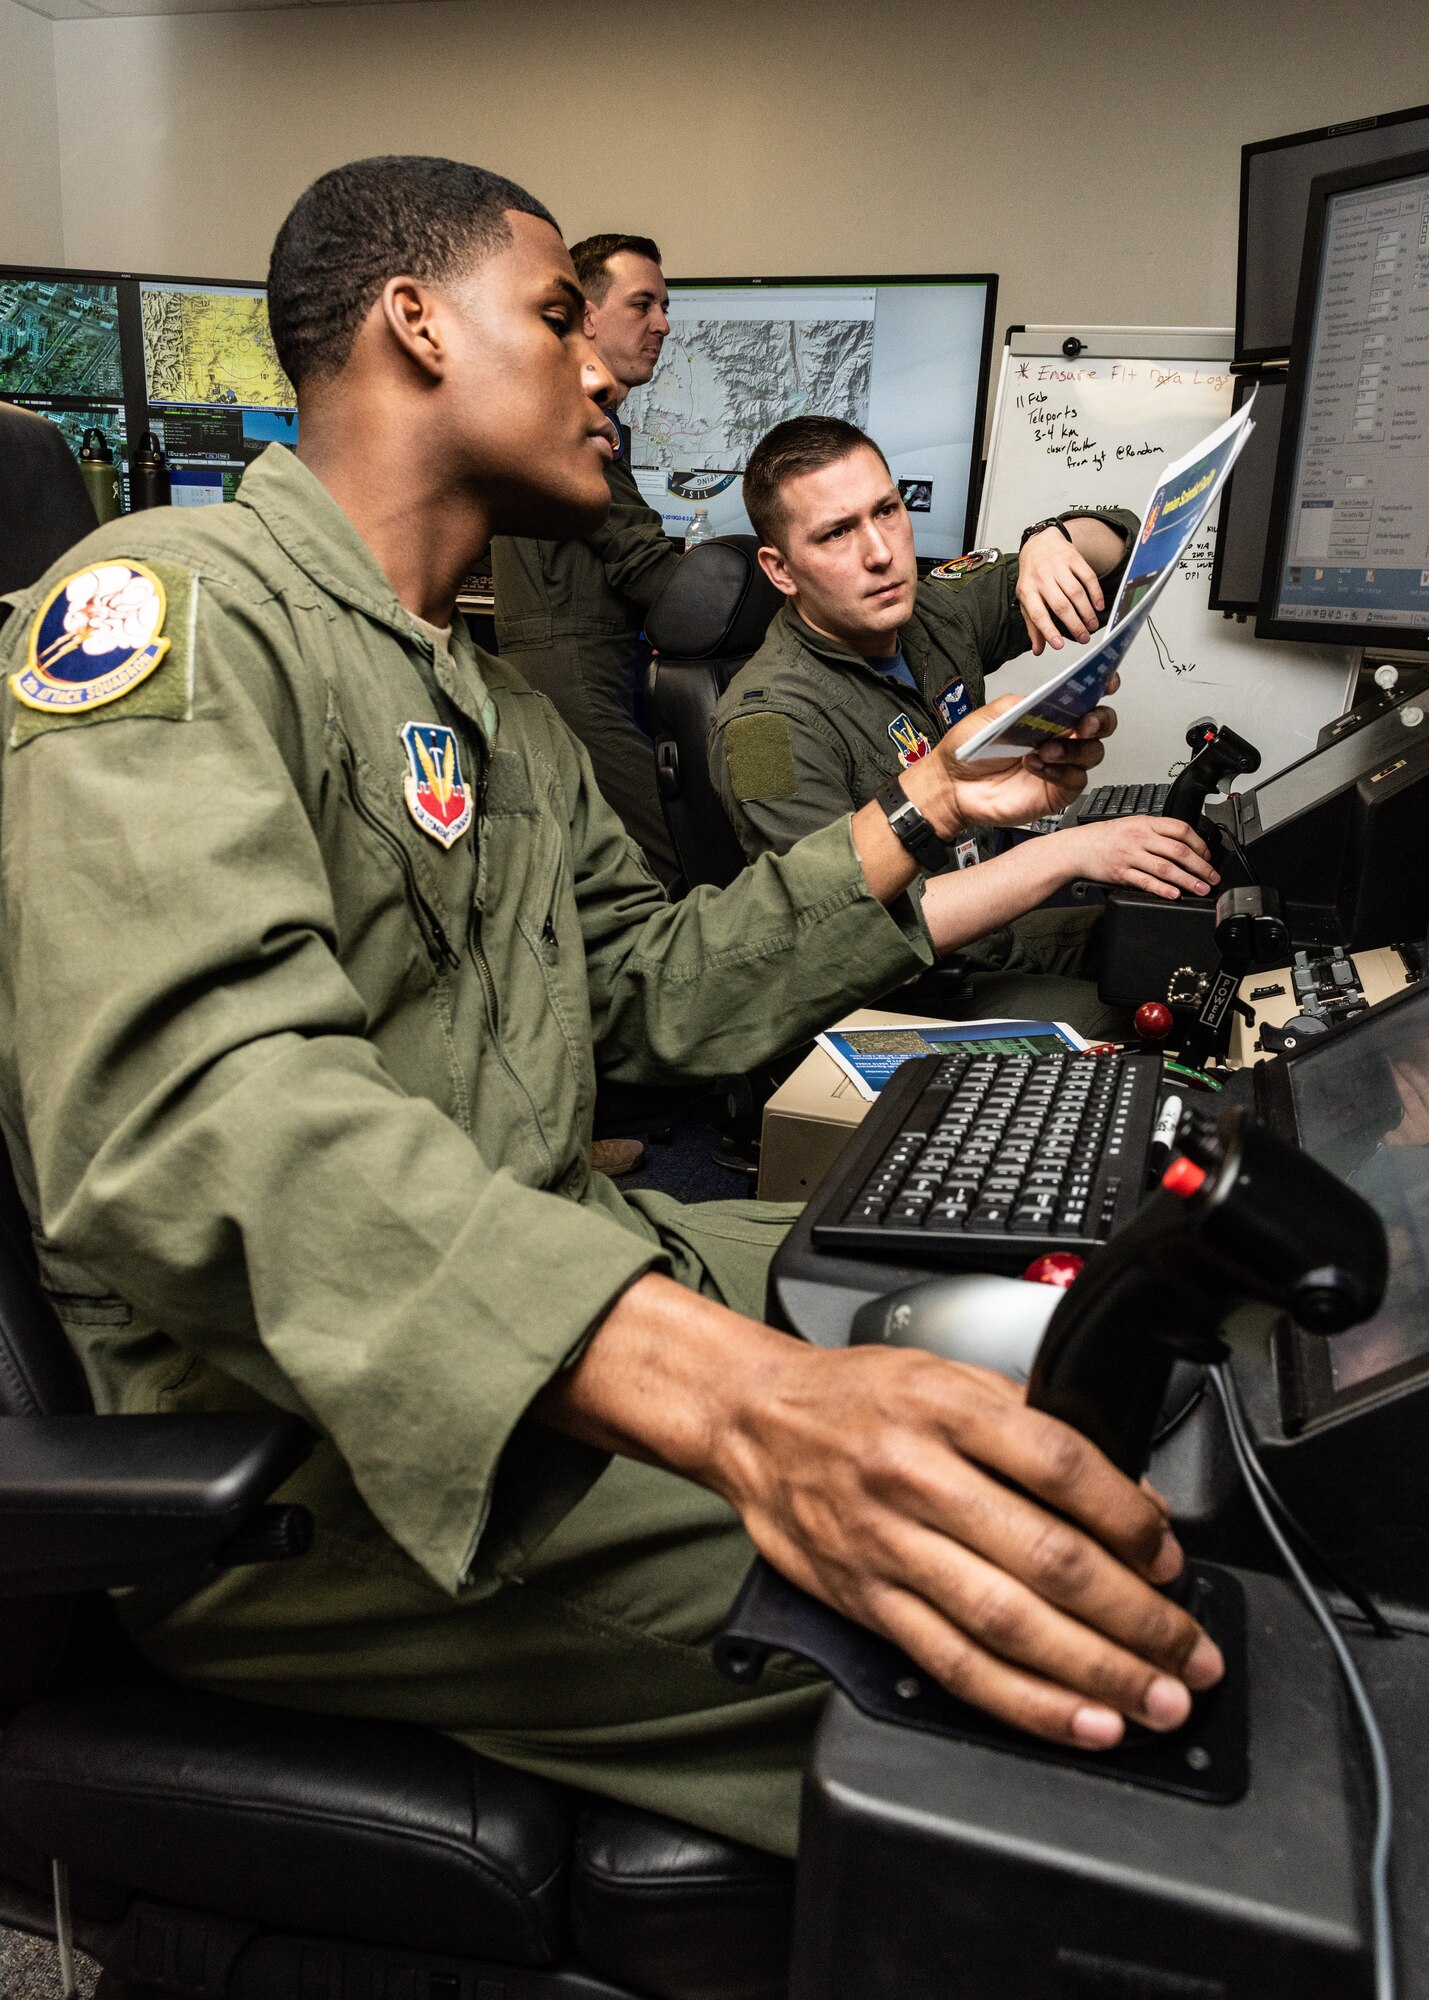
645 536 784 661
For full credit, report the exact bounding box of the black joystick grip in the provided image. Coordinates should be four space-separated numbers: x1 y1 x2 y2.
1026 1108 1386 1479
1163 720 1261 835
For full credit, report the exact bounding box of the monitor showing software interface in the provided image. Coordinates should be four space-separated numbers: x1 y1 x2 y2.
622 275 996 560
1261 160 1429 643
0 265 296 510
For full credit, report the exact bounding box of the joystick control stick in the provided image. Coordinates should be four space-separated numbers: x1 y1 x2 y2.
1164 717 1261 843
1027 1105 1386 1478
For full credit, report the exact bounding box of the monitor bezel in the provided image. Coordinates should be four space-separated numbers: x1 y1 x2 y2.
1207 366 1286 615
642 271 1000 560
1236 101 1429 366
1258 972 1429 1425
0 260 289 480
1254 148 1429 652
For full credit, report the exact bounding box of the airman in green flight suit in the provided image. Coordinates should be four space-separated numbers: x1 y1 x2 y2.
0 157 1222 1861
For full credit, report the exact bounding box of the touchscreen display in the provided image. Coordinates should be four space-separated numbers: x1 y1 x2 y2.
1290 991 1429 1393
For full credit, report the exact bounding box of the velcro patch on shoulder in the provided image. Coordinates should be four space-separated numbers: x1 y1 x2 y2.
724 711 797 802
9 558 197 749
928 548 1001 588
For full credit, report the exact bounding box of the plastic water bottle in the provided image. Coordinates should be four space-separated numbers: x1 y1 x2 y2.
684 507 716 552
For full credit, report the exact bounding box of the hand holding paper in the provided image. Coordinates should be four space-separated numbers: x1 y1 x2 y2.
957 396 1259 763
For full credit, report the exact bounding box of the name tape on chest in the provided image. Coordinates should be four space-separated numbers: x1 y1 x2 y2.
400 721 473 847
935 679 971 731
12 561 171 714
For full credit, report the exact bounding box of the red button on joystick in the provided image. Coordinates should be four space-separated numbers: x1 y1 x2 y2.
1022 1251 1085 1289
1134 1001 1174 1043
1161 1156 1208 1199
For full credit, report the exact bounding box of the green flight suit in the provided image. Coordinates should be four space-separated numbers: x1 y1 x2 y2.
490 430 681 881
708 514 1139 1041
0 445 938 1859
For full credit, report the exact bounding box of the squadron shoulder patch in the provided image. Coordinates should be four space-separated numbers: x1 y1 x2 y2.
13 561 171 715
888 712 932 769
400 721 473 848
929 548 1001 585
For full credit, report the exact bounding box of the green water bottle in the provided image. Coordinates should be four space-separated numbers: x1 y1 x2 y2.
78 428 121 524
131 430 171 511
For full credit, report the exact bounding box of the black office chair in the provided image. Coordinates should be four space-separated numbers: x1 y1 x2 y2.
644 539 783 892
0 1123 796 2000
0 403 98 599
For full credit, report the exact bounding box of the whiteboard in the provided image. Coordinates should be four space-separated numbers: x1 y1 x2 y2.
974 326 1355 788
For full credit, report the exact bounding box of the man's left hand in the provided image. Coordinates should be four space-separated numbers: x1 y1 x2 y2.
903 690 1115 833
1018 527 1107 656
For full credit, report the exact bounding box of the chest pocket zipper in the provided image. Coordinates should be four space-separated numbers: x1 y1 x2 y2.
341 748 460 973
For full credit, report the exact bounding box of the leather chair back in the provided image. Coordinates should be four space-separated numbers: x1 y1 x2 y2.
0 402 100 601
643 537 782 891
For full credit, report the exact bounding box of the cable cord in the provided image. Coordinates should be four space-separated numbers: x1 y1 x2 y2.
1209 1363 1395 2000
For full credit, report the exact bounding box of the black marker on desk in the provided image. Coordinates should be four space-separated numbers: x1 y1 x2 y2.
1148 1093 1183 1177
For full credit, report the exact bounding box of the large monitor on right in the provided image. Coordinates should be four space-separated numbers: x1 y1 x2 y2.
1238 101 1429 363
1257 149 1429 652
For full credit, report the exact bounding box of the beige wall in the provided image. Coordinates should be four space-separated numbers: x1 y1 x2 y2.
35 0 1429 330
1 0 61 264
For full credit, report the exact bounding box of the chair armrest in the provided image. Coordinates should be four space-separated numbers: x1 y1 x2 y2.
0 1412 313 1596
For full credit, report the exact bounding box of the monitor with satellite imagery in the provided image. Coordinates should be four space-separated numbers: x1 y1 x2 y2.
0 263 296 511
622 273 998 560
1238 101 1429 364
1258 149 1429 650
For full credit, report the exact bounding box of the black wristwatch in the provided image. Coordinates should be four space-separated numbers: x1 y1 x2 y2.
1019 516 1074 550
875 777 950 873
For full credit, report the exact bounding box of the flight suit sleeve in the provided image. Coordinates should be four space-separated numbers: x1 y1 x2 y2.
538 710 934 1086
919 505 1140 680
708 698 862 861
586 460 683 610
0 579 669 1599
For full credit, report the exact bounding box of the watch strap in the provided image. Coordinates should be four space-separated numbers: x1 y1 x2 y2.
1019 516 1074 550
875 777 950 873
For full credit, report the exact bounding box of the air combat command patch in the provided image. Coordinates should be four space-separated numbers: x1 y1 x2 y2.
12 561 171 713
889 712 932 768
400 720 473 848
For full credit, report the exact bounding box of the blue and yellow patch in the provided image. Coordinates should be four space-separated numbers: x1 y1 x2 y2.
13 561 171 714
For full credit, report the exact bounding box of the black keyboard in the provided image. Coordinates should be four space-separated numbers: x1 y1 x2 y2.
1074 781 1172 824
809 1047 1162 1270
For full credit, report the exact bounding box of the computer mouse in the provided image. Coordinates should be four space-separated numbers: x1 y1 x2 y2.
849 1273 1204 1436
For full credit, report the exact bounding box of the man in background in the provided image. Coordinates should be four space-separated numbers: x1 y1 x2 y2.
490 232 681 881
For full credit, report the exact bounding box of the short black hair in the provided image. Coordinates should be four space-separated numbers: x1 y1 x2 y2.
267 156 559 389
571 234 663 305
743 416 890 546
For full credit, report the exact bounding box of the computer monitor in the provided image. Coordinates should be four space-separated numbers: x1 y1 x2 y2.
0 269 131 498
0 263 296 510
1256 150 1429 651
622 273 998 561
1207 370 1286 615
1237 101 1429 364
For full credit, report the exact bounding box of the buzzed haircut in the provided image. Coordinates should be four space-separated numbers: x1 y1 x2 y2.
267 156 559 389
743 416 891 547
571 234 663 305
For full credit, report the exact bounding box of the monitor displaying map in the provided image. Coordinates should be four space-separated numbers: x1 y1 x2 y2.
2 262 298 514
622 273 997 558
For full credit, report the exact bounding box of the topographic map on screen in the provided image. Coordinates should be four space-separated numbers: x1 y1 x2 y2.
140 284 294 409
628 313 873 473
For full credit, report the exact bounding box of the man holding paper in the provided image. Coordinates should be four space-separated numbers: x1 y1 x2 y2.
707 417 1219 1034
